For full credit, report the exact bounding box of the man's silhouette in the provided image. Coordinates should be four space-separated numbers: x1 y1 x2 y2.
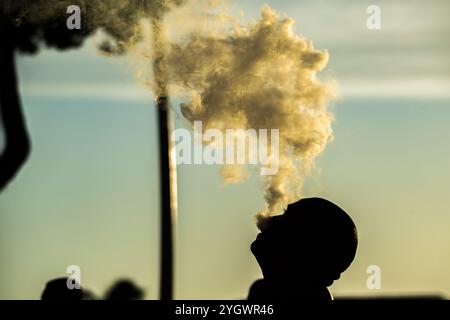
248 197 358 300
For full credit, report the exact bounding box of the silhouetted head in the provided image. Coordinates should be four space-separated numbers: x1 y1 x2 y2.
41 277 82 300
104 279 145 300
251 198 358 287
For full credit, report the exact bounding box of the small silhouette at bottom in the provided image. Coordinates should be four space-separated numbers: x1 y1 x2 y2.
104 279 145 300
41 277 145 300
248 197 358 300
41 278 83 300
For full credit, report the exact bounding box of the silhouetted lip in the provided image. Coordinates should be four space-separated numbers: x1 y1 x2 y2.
250 237 258 254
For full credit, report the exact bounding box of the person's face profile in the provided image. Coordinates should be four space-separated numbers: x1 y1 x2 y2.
251 215 297 276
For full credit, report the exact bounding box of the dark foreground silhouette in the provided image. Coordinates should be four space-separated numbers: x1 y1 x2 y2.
41 277 144 300
0 35 31 192
248 197 358 300
104 279 145 300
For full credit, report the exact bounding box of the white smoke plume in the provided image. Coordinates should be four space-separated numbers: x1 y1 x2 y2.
165 5 336 218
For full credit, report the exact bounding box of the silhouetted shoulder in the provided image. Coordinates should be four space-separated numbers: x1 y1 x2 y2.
248 279 267 300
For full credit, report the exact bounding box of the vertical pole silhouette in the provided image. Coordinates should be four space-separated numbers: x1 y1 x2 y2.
152 16 178 300
156 96 177 300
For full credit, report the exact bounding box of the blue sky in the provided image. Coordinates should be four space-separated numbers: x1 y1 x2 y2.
1 0 450 299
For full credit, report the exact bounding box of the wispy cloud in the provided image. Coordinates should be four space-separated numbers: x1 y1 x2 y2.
19 83 152 102
339 78 450 99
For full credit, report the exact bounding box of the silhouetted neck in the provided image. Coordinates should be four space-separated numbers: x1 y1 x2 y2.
248 278 333 301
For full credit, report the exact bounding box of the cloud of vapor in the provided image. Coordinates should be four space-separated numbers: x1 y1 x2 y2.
165 6 336 218
5 1 336 219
